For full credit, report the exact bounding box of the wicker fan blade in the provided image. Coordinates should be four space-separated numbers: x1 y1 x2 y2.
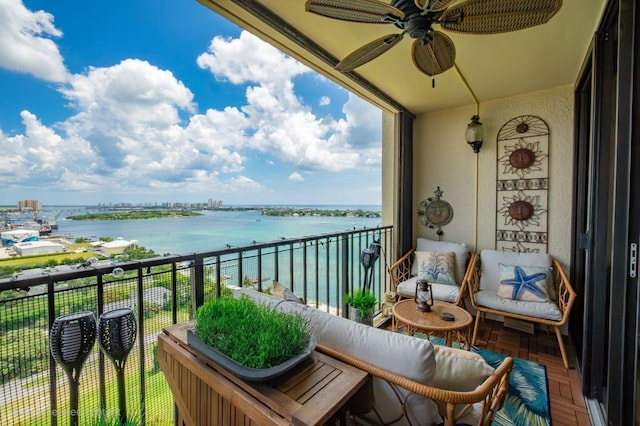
411 32 456 76
441 0 562 34
414 0 455 12
336 33 404 72
305 0 403 24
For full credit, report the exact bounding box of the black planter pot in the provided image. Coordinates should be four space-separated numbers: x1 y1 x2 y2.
349 306 373 326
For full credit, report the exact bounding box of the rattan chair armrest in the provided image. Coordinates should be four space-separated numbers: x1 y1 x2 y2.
388 248 415 292
463 253 482 309
316 343 513 426
552 259 577 325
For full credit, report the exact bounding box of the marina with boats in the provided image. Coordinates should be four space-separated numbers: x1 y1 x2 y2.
1 211 58 247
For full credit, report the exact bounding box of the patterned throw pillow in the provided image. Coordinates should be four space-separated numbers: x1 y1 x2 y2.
497 264 551 302
415 251 457 286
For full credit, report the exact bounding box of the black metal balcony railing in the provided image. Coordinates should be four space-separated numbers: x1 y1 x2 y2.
0 226 393 426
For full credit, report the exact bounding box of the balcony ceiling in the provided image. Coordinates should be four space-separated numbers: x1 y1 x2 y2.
198 0 606 114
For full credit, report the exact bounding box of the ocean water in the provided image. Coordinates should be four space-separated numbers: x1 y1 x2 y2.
50 207 382 255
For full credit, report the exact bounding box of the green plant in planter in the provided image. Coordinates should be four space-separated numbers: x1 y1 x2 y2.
194 296 310 369
345 288 377 319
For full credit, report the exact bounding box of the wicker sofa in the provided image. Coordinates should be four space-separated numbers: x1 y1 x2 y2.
234 287 513 426
465 249 576 368
389 238 470 306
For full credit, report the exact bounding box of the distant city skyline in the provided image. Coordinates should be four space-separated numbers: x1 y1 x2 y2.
0 0 382 206
0 199 382 209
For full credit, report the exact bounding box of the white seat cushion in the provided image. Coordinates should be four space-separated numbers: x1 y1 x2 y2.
413 238 469 284
397 276 460 303
475 290 562 321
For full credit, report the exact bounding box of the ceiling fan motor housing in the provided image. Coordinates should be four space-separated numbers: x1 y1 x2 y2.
392 0 445 39
405 16 429 39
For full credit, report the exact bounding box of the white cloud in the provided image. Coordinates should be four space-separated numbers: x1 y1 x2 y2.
221 175 262 191
56 59 236 191
198 31 382 173
0 0 68 82
288 172 304 182
2 59 252 194
319 96 330 106
61 59 195 128
0 110 103 190
1 29 382 200
197 31 308 86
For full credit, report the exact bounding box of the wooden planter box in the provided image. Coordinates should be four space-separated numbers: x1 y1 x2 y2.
158 322 368 426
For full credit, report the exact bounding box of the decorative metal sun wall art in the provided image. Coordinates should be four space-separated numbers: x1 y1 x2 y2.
418 186 454 241
495 115 549 253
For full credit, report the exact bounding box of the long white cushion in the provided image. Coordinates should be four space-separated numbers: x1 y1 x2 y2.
475 290 562 321
413 238 469 284
232 288 441 425
397 276 460 303
479 249 556 300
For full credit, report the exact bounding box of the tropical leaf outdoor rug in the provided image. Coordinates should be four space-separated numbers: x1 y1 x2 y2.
426 336 551 426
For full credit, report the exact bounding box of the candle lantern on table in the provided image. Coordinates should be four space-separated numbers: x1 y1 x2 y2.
414 279 434 312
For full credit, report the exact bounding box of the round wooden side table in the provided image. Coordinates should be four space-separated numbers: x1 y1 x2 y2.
392 299 473 349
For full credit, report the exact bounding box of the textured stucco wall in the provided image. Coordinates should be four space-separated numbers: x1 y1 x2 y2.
413 85 574 268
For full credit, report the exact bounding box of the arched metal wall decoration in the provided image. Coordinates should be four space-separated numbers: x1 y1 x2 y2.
495 115 549 253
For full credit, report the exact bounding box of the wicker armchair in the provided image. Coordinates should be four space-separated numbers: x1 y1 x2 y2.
464 251 577 368
388 248 416 291
317 343 513 426
389 247 471 307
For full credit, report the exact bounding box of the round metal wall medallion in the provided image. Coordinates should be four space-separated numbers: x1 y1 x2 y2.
516 123 529 133
417 187 454 233
508 200 534 221
425 199 454 227
509 148 535 169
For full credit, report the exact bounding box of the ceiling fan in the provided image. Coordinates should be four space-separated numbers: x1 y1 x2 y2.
305 0 562 76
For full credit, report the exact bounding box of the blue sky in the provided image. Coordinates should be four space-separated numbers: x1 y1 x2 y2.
0 0 382 206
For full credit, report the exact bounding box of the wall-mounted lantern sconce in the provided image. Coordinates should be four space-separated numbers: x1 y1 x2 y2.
466 115 484 153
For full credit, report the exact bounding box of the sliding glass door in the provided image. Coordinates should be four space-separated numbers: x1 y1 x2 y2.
571 0 639 423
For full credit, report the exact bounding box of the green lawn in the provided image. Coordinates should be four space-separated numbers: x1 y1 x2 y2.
3 339 174 426
0 251 93 269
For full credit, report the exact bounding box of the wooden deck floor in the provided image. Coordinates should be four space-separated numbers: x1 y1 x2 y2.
473 318 591 425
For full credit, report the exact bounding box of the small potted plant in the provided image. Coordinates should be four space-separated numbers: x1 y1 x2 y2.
345 288 377 325
188 295 314 381
345 241 381 325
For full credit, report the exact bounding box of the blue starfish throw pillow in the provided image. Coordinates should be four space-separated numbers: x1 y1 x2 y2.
416 251 457 286
497 264 551 302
